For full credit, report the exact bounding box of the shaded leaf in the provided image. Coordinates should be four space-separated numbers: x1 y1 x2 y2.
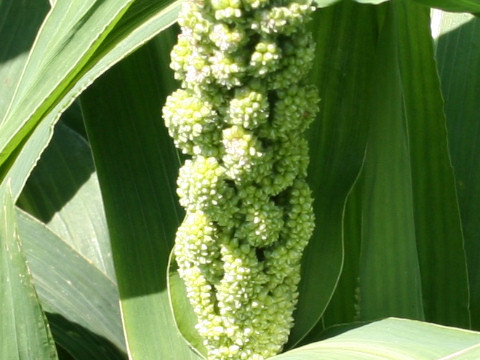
0 0 50 118
81 29 202 359
323 1 469 329
394 0 469 328
288 1 378 346
46 313 126 360
435 12 480 329
319 183 363 329
355 4 425 321
307 1 469 336
18 122 114 281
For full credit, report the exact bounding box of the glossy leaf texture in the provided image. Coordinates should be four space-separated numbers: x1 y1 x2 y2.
274 318 480 359
0 185 58 360
435 12 480 330
81 28 202 359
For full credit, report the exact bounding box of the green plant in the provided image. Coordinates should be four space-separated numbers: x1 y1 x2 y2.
162 0 318 358
1 0 480 359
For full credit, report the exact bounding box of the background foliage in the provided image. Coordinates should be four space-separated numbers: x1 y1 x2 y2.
1 0 480 359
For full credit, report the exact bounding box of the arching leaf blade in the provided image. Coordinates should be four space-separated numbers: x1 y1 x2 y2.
275 318 480 359
0 0 180 203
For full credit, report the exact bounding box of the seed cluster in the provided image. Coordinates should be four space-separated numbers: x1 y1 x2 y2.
162 0 318 358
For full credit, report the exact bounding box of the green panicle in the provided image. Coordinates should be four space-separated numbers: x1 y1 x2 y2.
162 0 319 358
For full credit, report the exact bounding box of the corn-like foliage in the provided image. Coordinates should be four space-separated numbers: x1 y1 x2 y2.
1 0 480 359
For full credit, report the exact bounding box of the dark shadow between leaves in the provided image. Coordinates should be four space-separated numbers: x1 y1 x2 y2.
0 0 50 64
46 312 127 360
17 112 95 223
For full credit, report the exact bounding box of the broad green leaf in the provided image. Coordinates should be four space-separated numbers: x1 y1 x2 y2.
300 321 369 346
453 346 480 359
274 318 480 359
435 13 480 329
0 0 50 118
1 0 135 164
17 122 114 281
16 208 125 355
394 1 469 328
319 182 363 329
413 0 480 13
310 4 385 332
0 0 180 202
313 1 470 333
81 30 202 359
354 4 425 321
0 184 58 360
288 1 377 346
326 1 469 328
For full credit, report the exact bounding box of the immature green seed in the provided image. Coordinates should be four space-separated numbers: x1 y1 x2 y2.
162 0 319 358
